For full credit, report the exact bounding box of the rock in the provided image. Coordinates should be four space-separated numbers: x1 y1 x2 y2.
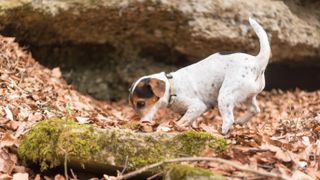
1 0 319 60
0 0 319 99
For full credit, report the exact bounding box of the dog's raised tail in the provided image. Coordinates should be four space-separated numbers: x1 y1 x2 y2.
249 17 271 69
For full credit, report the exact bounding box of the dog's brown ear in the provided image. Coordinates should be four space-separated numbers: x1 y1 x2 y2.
149 78 166 98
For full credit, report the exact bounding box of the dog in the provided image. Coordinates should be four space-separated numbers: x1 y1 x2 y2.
129 18 271 134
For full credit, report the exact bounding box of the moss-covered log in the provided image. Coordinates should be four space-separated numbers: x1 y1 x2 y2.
18 118 227 179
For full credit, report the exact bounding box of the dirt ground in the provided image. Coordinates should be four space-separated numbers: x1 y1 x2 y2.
0 36 319 179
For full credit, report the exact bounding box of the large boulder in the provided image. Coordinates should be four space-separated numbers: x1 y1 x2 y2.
1 0 319 99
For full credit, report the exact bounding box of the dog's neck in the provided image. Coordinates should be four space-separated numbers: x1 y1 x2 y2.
165 73 176 104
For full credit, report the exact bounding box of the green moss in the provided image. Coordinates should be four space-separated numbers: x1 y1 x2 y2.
18 119 227 172
18 118 101 170
97 130 227 169
174 131 228 155
96 129 165 168
58 125 100 165
164 164 226 180
0 0 30 10
119 121 140 130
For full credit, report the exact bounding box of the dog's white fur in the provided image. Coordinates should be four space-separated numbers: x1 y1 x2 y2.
130 18 271 134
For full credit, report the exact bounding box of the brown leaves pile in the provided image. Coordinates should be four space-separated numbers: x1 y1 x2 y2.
0 36 127 179
0 35 319 179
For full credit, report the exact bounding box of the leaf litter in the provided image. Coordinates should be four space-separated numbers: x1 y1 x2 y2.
0 35 319 179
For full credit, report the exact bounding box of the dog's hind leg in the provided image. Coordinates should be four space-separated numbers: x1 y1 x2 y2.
236 95 260 125
218 93 236 134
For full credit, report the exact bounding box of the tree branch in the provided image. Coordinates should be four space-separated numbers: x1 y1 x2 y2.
113 157 290 180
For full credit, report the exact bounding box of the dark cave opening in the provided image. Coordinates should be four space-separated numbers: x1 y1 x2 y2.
264 60 320 91
23 43 320 100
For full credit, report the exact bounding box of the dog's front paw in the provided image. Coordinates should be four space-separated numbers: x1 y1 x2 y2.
234 120 245 126
175 119 191 131
191 120 200 129
176 119 190 127
175 125 189 131
235 116 250 126
221 123 232 135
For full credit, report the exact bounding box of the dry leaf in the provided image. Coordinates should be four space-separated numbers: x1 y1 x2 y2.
103 174 116 180
28 112 43 121
0 133 17 148
54 174 65 180
13 166 26 173
76 116 90 124
52 67 62 78
298 161 308 169
275 149 292 162
17 108 31 121
5 120 19 130
34 174 41 180
140 123 153 132
0 174 12 180
156 125 171 132
0 154 14 174
290 170 313 180
4 106 13 121
14 122 29 138
302 136 310 147
12 173 28 180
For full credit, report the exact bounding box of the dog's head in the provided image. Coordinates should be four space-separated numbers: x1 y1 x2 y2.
129 75 167 118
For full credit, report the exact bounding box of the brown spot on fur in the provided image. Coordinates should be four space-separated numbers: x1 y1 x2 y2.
144 96 159 108
149 78 166 97
130 96 159 111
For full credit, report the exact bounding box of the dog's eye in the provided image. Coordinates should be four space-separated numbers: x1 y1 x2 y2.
136 101 145 109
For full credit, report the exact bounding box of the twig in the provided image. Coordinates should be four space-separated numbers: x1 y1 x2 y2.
63 117 70 180
246 148 269 154
146 172 163 180
64 154 69 180
113 157 289 180
121 156 129 174
113 160 163 180
70 169 78 180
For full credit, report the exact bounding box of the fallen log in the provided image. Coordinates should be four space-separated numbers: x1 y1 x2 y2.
18 118 227 179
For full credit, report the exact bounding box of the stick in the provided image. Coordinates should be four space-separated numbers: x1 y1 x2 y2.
146 172 163 180
120 156 129 174
113 157 289 180
64 154 69 180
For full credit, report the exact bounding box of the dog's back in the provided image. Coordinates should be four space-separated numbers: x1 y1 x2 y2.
170 18 271 108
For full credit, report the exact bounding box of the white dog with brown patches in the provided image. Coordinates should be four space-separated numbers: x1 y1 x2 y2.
129 18 271 134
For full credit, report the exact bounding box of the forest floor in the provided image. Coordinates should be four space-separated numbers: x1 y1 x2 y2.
0 36 319 180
